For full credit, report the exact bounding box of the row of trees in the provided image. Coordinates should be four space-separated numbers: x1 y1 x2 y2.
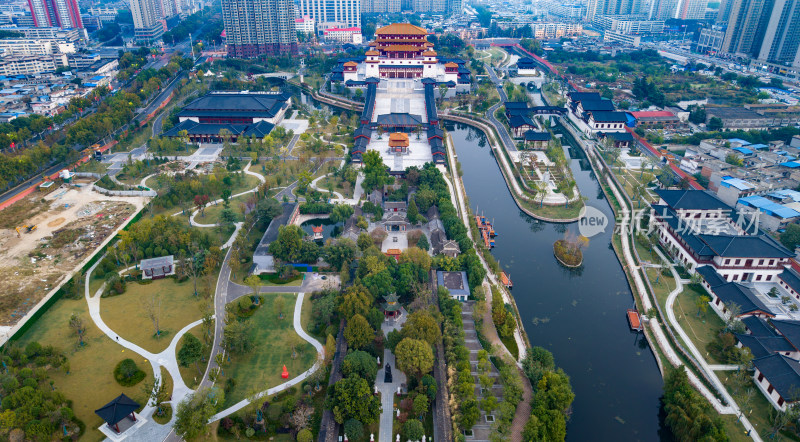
0 50 191 190
150 168 248 214
521 347 575 441
440 289 481 431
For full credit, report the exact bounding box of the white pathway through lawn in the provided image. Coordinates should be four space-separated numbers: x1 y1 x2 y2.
85 258 203 441
85 212 323 440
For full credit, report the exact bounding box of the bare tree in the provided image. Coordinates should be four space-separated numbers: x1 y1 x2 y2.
69 313 85 346
145 292 162 337
186 245 202 297
290 403 313 431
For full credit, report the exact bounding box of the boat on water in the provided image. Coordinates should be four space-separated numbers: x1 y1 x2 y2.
475 212 498 248
627 308 643 331
501 271 513 288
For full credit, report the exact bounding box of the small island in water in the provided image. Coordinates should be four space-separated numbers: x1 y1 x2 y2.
553 233 588 267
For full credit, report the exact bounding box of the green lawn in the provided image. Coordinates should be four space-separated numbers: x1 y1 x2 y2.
719 375 794 441
198 197 248 225
16 297 153 439
517 196 583 221
177 322 213 389
101 277 207 353
674 284 726 365
220 293 317 407
229 173 262 196
645 267 675 309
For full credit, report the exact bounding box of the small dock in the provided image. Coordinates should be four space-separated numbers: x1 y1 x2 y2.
627 308 642 332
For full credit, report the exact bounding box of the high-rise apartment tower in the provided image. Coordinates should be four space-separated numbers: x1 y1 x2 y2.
222 0 298 57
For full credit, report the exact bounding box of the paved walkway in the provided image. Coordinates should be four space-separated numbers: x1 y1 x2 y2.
481 281 532 441
585 133 762 441
226 273 337 299
84 257 207 441
444 135 527 361
376 310 407 442
461 303 502 442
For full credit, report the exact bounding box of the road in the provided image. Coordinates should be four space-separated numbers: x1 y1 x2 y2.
485 65 519 152
0 68 187 202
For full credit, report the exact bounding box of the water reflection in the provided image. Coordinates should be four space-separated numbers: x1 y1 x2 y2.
445 120 664 441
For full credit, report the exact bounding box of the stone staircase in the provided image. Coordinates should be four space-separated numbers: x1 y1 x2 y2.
460 302 503 442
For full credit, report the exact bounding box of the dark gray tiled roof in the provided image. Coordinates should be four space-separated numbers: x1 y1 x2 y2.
696 265 726 287
580 99 615 112
504 101 529 109
713 281 774 316
742 316 776 337
568 92 602 103
376 113 423 126
523 130 551 141
179 92 290 118
162 120 248 137
655 189 732 211
600 131 634 141
508 115 535 128
772 320 800 351
588 111 627 122
753 354 800 401
695 234 793 258
780 269 800 294
242 121 275 138
424 82 438 122
737 335 794 359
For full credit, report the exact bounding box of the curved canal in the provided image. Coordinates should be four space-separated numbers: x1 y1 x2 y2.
444 121 665 441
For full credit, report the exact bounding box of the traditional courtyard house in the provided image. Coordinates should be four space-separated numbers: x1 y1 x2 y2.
384 210 409 232
585 111 627 134
597 131 633 149
430 228 460 258
523 130 551 150
696 265 775 320
651 189 793 283
753 354 800 410
162 91 290 143
508 114 537 138
437 270 470 301
140 255 174 280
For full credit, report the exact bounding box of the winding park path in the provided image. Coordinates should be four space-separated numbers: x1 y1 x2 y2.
84 258 204 441
83 161 327 441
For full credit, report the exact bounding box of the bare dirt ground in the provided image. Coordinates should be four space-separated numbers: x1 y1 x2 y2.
0 183 147 326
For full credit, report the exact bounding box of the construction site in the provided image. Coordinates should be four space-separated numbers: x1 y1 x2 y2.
0 178 147 330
